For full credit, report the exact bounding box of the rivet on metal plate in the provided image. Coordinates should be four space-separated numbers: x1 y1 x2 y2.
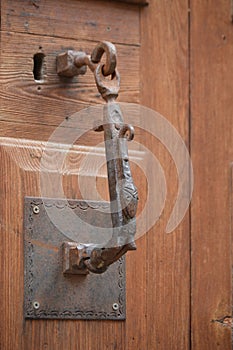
33 301 40 309
24 197 126 320
112 303 119 311
33 205 40 214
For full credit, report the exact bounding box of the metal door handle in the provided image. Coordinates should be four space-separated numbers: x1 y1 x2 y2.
57 41 138 274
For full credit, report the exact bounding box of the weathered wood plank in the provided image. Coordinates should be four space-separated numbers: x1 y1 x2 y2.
0 32 140 127
21 162 124 350
1 1 140 348
231 165 233 343
0 146 25 350
0 127 146 349
140 0 190 349
112 0 148 5
191 0 233 348
1 0 140 45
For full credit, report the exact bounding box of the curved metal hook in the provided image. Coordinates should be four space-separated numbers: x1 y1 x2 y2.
118 124 135 141
91 41 117 76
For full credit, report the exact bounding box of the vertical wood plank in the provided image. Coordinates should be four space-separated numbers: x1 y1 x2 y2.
140 1 190 349
0 148 24 350
191 0 233 348
231 165 233 343
125 149 147 349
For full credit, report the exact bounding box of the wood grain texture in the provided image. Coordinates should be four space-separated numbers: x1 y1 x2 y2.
0 146 25 350
1 0 232 348
0 31 140 127
191 0 233 348
140 1 190 349
0 0 142 348
0 134 147 349
1 0 140 45
231 165 233 341
111 0 148 5
231 165 233 345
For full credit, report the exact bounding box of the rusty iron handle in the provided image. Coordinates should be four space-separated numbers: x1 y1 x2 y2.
57 42 138 274
84 102 138 274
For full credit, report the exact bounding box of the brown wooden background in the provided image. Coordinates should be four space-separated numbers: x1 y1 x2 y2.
0 0 232 349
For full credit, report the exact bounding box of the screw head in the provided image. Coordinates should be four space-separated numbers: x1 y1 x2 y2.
33 301 40 309
112 303 119 311
33 205 40 214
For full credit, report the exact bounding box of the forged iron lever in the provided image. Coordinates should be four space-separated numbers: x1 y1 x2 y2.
57 41 138 274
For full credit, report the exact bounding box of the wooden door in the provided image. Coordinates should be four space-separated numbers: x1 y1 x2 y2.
0 1 232 349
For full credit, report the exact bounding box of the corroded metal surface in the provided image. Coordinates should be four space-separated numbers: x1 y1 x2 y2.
84 102 138 273
62 242 89 275
57 41 117 78
56 51 87 77
56 41 138 274
86 42 138 273
24 197 126 320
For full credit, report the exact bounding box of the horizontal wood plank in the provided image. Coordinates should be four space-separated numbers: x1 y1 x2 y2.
111 0 148 5
0 32 140 127
1 0 140 45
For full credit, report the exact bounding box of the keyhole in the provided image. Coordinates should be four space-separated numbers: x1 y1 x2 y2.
33 53 45 82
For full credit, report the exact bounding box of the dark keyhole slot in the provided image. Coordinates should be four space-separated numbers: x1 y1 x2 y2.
33 53 45 82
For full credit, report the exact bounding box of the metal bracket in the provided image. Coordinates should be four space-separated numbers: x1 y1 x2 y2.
62 242 89 275
57 51 87 77
24 197 126 320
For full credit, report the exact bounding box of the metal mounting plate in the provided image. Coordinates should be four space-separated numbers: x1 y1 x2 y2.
24 197 126 320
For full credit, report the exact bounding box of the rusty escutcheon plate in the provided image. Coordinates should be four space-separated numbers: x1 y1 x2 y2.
24 197 126 320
